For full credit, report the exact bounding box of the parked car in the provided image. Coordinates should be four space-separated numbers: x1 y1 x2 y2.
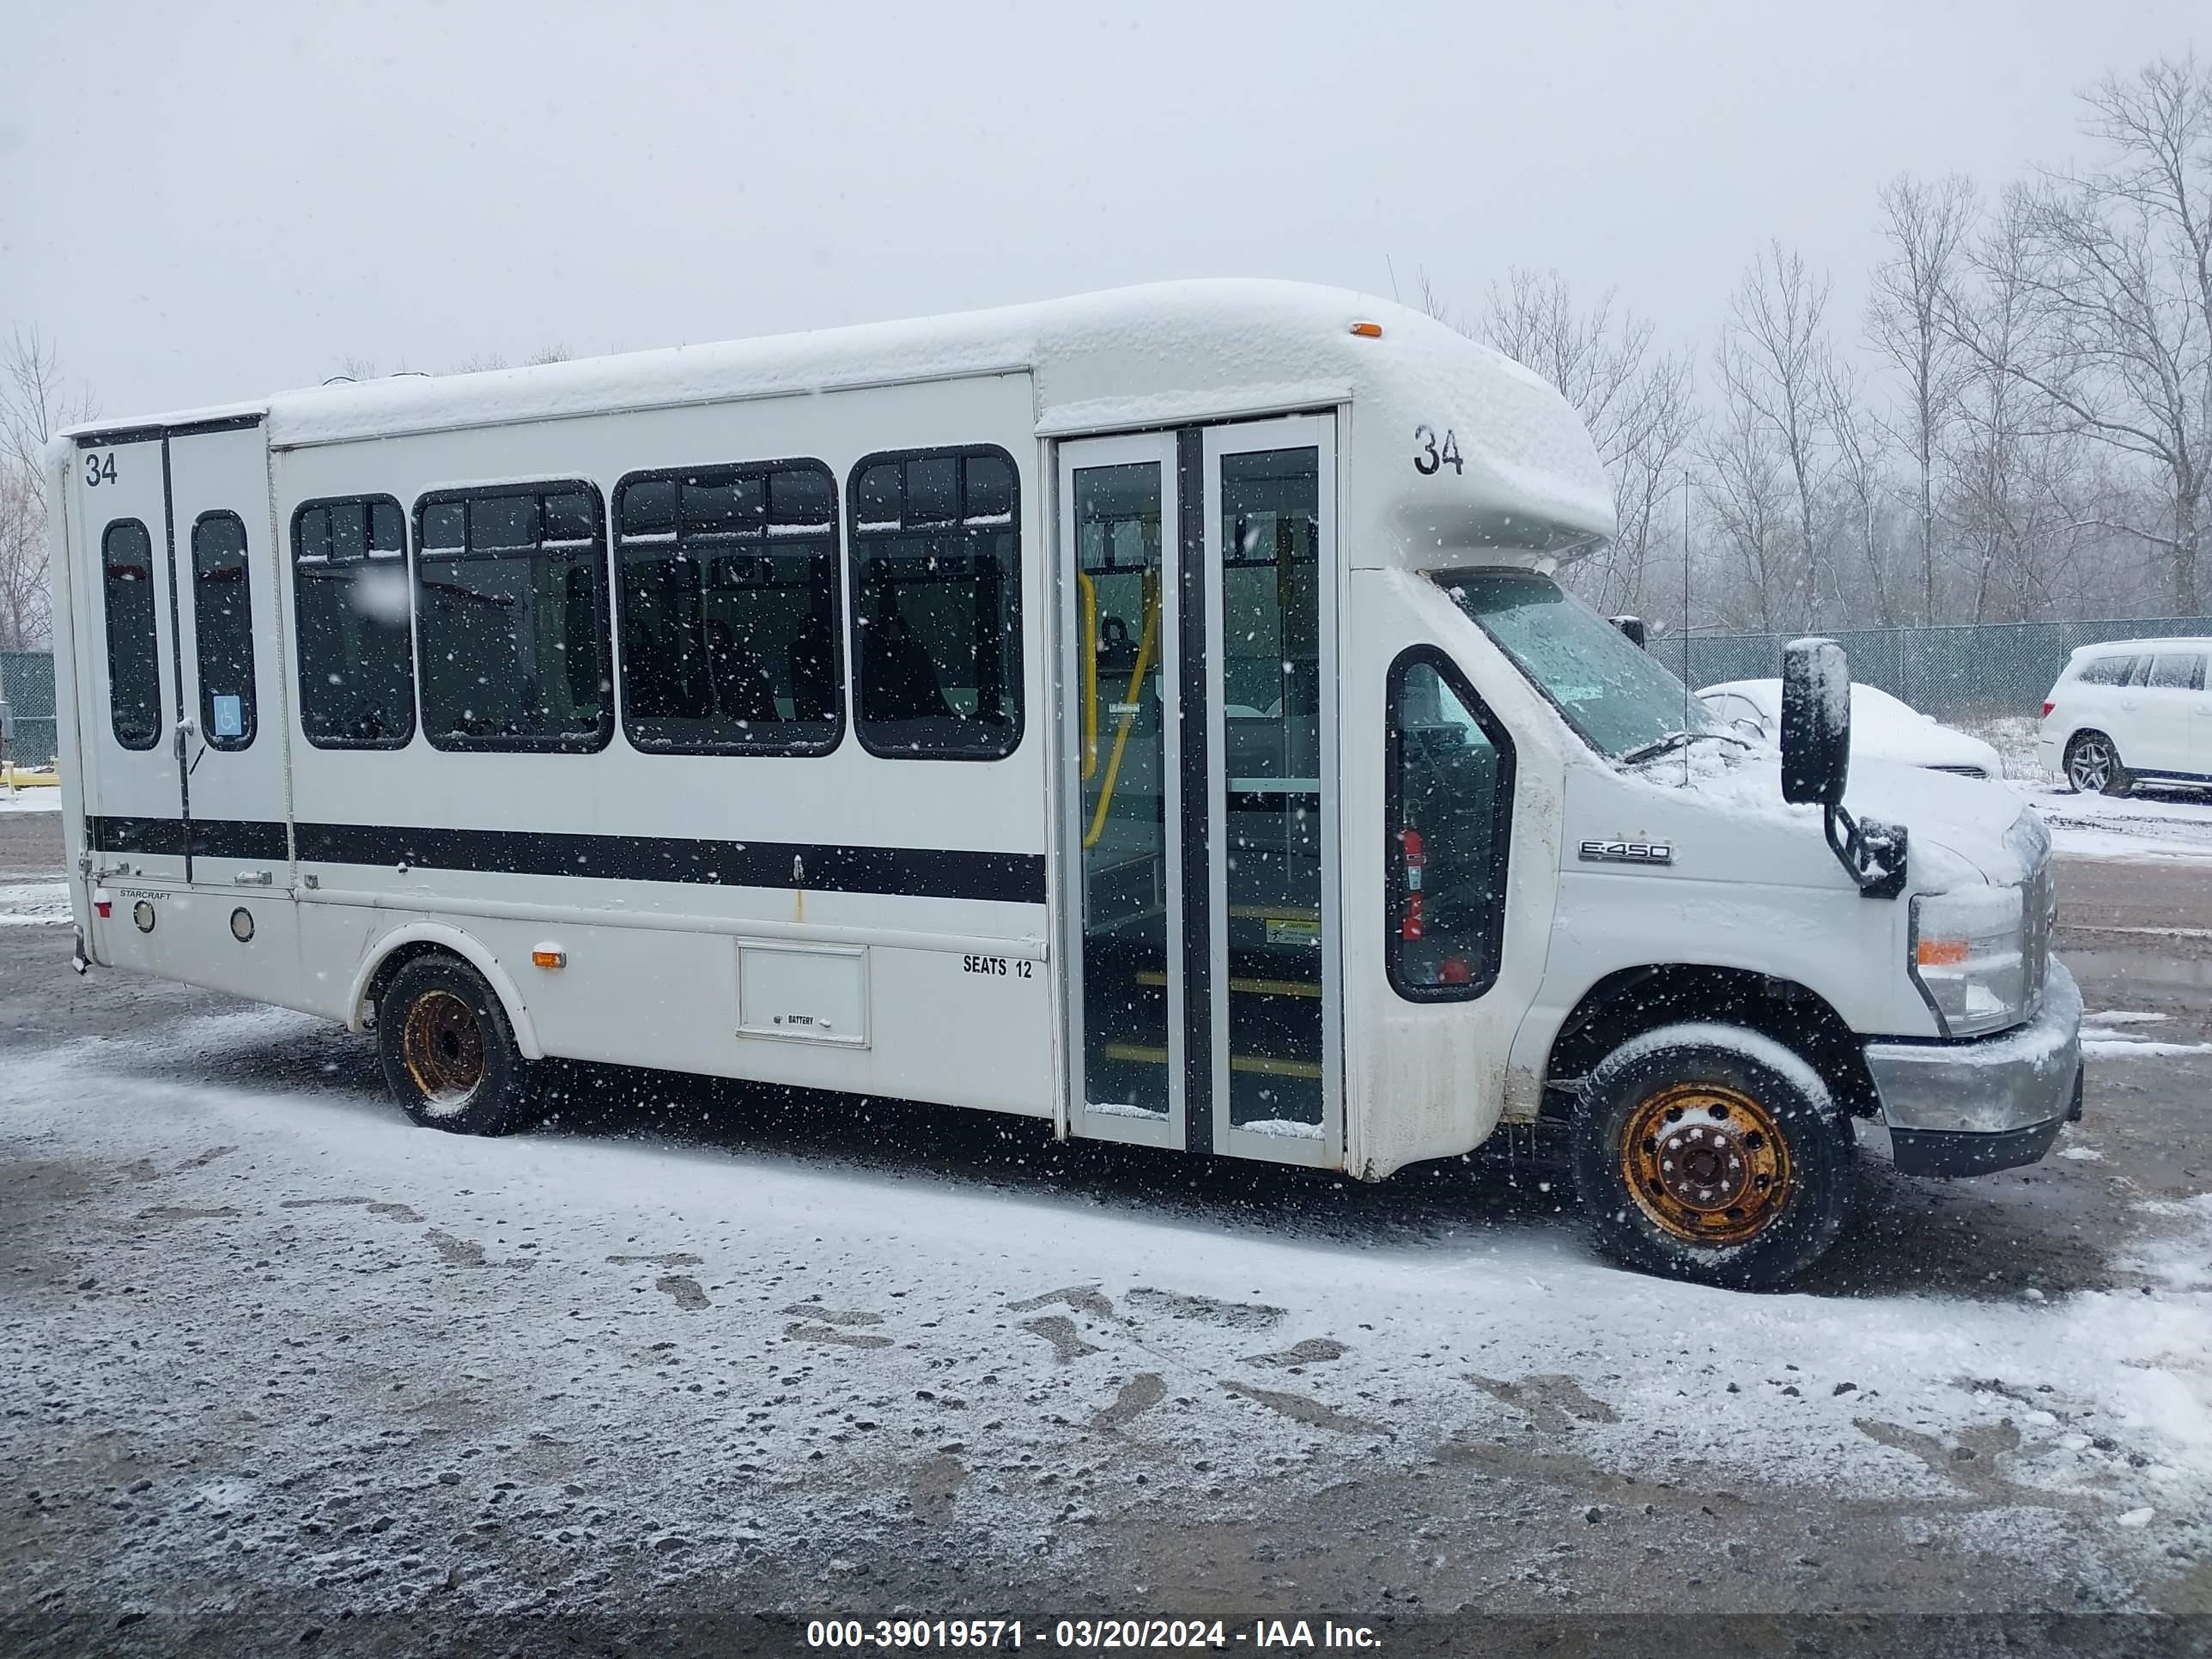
1697 679 2003 779
2037 635 2212 796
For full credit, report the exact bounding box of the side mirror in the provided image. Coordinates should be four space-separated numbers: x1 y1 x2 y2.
1610 615 1647 649
1781 637 1850 806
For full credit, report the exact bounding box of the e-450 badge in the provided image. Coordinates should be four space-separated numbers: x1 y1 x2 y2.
1579 838 1674 866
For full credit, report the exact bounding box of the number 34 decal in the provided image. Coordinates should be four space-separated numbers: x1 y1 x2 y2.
1413 425 1463 477
83 451 117 487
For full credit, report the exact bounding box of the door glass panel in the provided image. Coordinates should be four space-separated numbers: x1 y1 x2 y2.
101 520 162 751
1219 447 1323 1131
1075 462 1169 1117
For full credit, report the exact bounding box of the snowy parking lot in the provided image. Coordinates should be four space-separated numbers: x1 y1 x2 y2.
3 811 2212 1654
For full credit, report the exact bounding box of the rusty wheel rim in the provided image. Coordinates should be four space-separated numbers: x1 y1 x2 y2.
400 989 486 1114
1620 1081 1791 1247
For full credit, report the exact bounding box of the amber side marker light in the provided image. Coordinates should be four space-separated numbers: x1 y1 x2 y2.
1350 320 1383 338
532 947 567 969
1917 939 1971 967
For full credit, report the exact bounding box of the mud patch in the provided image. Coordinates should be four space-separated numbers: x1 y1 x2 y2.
1126 1287 1282 1329
655 1275 709 1310
1221 1382 1385 1437
174 1146 236 1172
1467 1372 1620 1433
779 1304 882 1327
610 1251 702 1267
1091 1373 1166 1430
786 1322 894 1351
427 1231 486 1268
1018 1315 1101 1363
1854 1416 2087 1508
1245 1337 1348 1368
135 1206 239 1223
1009 1285 1117 1321
908 1454 965 1522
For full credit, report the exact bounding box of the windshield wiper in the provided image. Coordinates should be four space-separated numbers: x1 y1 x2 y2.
1617 729 1752 766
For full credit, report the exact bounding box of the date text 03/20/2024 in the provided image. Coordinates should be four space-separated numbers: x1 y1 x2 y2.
804 1619 1382 1649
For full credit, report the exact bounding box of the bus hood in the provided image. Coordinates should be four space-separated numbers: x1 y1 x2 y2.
1842 757 2045 889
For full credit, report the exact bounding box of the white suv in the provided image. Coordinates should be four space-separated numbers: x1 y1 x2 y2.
2038 635 2212 795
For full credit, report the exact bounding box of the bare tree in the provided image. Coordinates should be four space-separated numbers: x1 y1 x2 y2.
0 327 99 650
1479 269 1695 613
1869 173 1977 623
1717 243 1840 626
1947 56 2212 611
1823 359 1905 625
1698 369 1799 632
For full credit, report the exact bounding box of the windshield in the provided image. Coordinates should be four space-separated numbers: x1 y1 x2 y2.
1439 568 1717 760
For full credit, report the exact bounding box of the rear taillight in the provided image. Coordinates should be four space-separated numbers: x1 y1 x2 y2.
2041 701 2054 718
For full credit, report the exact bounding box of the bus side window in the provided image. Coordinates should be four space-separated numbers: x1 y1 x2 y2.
1387 650 1514 1000
611 460 842 755
191 511 256 750
101 519 162 751
294 496 416 750
412 483 613 753
848 447 1022 760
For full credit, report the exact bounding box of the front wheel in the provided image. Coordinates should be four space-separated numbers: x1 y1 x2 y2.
1572 1024 1856 1290
377 954 537 1135
2064 731 2133 797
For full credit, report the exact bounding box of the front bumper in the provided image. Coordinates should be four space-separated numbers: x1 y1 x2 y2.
1863 958 2083 1178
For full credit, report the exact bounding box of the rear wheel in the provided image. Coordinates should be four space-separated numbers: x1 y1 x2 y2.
1572 1024 1856 1290
377 955 536 1135
2064 731 2132 797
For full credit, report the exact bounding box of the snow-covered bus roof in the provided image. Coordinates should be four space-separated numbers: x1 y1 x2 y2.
62 279 1615 564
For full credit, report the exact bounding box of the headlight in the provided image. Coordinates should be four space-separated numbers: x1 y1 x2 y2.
1911 884 2027 1037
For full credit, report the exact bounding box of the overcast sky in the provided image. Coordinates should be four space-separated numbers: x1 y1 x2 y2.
2 1 2201 420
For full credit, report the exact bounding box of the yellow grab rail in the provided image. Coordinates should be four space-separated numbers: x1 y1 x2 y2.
1077 571 1098 781
1083 574 1159 851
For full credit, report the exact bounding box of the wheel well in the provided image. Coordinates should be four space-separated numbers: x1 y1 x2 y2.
1541 964 1878 1120
359 940 460 1029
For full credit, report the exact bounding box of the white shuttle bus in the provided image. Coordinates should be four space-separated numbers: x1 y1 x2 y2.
48 281 2081 1287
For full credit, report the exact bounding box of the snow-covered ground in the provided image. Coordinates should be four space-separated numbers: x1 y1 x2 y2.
5 1000 2210 1621
0 881 70 926
0 786 61 813
2009 779 2212 865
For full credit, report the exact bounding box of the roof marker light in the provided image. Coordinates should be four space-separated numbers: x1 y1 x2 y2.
1350 320 1383 339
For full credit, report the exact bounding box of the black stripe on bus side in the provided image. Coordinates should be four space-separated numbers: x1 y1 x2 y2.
88 816 289 862
1176 425 1212 1157
92 816 1046 903
295 822 1047 905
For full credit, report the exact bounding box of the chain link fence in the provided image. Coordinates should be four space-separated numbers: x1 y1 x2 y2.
1645 617 2212 726
2 652 59 769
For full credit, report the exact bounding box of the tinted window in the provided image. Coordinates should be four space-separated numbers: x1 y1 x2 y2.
2075 655 2134 687
614 460 841 754
294 496 416 749
849 447 1022 759
2149 653 2204 691
1388 652 1513 1000
101 520 161 751
414 483 612 751
191 513 255 750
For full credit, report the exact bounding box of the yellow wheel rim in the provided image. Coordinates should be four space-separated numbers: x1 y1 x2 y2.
1620 1081 1792 1247
400 988 486 1109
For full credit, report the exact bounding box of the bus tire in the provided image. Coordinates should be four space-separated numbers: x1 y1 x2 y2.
1571 1023 1855 1291
377 954 537 1136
